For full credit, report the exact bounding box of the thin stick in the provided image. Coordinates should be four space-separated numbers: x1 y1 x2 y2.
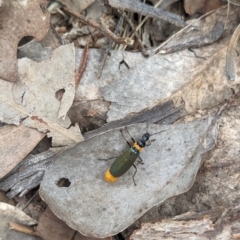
8 222 39 236
22 190 39 210
121 10 149 56
122 0 177 51
76 42 89 87
129 0 164 39
228 0 240 6
63 7 134 46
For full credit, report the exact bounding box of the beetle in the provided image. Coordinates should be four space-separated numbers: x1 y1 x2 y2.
104 131 150 185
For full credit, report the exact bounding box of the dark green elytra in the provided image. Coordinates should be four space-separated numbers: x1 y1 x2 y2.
109 147 140 177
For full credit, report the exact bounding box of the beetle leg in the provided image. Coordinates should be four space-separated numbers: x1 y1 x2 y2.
132 164 137 186
120 129 134 147
98 157 116 161
146 138 156 146
137 156 144 164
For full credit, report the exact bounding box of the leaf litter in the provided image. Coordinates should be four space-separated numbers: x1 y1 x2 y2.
1 44 83 147
0 0 49 82
1 1 239 239
0 124 44 179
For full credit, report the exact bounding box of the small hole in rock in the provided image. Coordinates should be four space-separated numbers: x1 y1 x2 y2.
55 89 65 101
57 178 71 187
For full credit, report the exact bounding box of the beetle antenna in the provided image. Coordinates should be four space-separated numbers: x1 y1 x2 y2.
123 127 137 145
120 129 133 147
150 129 168 136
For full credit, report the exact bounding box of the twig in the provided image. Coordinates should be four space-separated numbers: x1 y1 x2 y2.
129 0 180 38
22 190 39 210
120 10 149 56
122 0 166 52
98 16 124 79
108 0 187 28
227 0 240 7
75 42 89 87
63 7 134 46
8 222 39 236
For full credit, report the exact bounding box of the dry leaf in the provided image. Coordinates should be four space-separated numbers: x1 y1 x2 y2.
184 0 224 15
0 80 28 125
15 44 76 120
37 207 77 240
57 0 95 13
0 0 49 81
0 44 83 146
0 124 44 178
37 207 111 240
0 190 14 205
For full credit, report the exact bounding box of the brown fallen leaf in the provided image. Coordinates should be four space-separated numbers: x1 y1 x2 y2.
0 124 44 179
0 44 83 147
0 0 50 82
37 207 112 240
57 0 95 13
0 190 14 205
184 0 224 15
